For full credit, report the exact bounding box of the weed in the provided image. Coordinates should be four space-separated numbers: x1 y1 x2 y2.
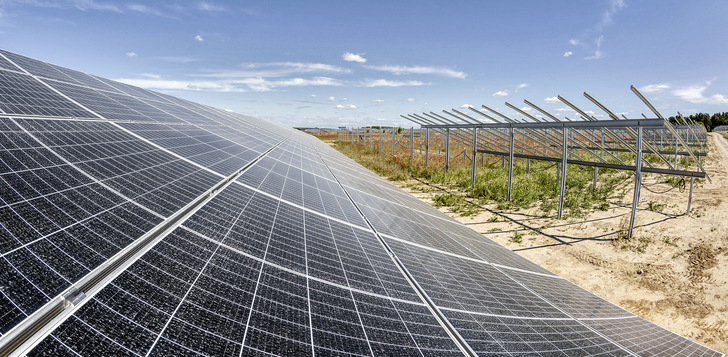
648 201 665 212
511 231 524 244
664 237 679 247
487 227 502 232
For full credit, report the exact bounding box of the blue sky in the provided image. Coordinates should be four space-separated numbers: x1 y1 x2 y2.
1 0 727 128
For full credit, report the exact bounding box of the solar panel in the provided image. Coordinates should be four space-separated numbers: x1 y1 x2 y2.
0 48 722 357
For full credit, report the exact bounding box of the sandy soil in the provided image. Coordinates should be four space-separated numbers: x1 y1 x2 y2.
398 133 728 353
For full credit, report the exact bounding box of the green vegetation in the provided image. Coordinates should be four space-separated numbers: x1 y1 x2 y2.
668 112 728 132
647 200 665 212
511 231 524 244
329 137 630 218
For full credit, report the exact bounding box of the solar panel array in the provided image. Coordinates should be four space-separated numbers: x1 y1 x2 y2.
0 49 722 356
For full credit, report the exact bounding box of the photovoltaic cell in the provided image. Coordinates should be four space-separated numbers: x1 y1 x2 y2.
0 48 721 357
0 70 95 118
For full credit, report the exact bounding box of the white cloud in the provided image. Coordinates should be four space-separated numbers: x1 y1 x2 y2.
460 104 473 108
639 83 671 93
492 90 508 97
520 107 532 112
310 94 317 98
117 76 343 92
372 99 385 103
358 79 428 87
365 65 466 79
517 83 528 89
336 104 357 109
67 0 122 12
554 107 574 112
115 78 242 92
141 73 161 79
407 98 415 102
125 52 137 57
152 56 198 63
341 97 348 101
544 96 559 103
127 4 172 17
563 51 573 57
1 0 121 12
342 52 367 63
328 96 336 101
672 82 728 104
195 35 204 42
570 0 625 61
198 1 225 11
585 50 604 60
597 0 626 31
198 62 350 79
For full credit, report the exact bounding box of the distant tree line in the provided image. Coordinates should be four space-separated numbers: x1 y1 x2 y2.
668 112 728 132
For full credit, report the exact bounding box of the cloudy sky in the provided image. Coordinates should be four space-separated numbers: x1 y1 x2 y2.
1 0 727 128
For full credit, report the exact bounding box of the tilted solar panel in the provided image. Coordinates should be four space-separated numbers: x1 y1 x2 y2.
0 49 722 356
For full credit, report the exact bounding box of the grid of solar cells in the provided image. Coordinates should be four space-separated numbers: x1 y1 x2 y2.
0 117 167 336
384 239 564 319
150 93 239 126
91 76 169 103
43 80 149 122
204 124 285 150
118 122 268 176
101 90 183 123
0 49 721 356
442 310 626 356
0 50 82 86
237 147 368 228
15 119 222 216
503 269 633 319
586 317 723 357
134 98 217 125
52 66 123 93
35 182 461 355
0 70 95 118
0 54 20 72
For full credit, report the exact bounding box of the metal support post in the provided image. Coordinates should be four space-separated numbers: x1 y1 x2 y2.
558 128 568 219
425 128 429 167
445 128 450 173
628 127 643 238
594 129 604 191
392 130 396 156
674 131 679 168
687 178 694 214
687 156 699 214
526 159 530 174
507 127 515 201
471 127 477 188
410 127 414 162
557 164 561 186
379 129 382 154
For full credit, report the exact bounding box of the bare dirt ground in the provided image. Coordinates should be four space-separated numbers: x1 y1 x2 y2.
397 133 728 353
